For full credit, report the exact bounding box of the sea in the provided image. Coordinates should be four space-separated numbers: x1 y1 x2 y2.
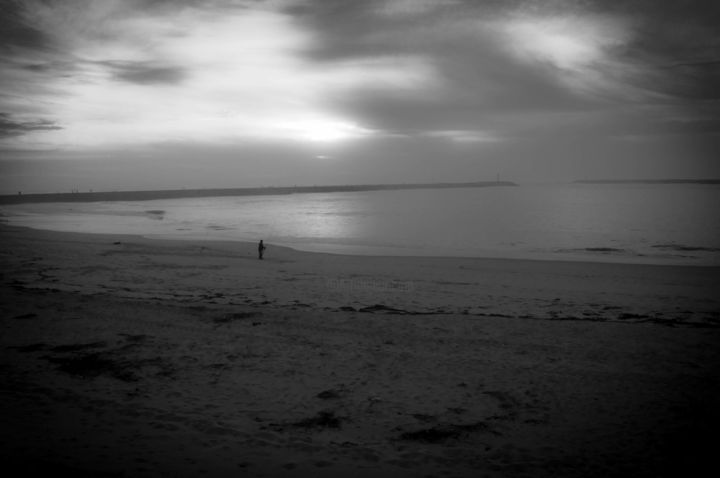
2 183 719 265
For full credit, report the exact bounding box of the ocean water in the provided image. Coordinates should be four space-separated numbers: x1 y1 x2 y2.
3 183 720 265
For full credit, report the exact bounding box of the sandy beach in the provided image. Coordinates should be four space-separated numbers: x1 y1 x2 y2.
1 223 719 477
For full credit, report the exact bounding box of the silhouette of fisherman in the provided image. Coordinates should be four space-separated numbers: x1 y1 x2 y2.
258 240 266 260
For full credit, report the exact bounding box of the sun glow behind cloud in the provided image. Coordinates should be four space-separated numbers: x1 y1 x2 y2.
8 2 435 149
2 0 718 192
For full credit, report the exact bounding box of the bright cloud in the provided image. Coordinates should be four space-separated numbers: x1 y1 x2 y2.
425 130 502 143
2 1 436 149
502 14 629 69
497 12 633 95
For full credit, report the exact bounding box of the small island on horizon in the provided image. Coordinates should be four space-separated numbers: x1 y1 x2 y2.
0 180 517 205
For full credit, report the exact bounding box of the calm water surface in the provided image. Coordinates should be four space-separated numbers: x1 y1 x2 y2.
3 183 719 265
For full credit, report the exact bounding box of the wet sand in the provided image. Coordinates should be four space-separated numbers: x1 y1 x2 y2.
1 224 719 477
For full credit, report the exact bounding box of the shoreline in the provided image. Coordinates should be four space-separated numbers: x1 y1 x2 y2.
3 220 718 267
2 222 719 476
2 221 719 325
3 181 718 267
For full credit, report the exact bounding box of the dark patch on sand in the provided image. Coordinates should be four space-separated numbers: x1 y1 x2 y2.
39 340 173 381
411 413 436 423
618 313 649 320
13 312 38 319
292 410 343 429
119 333 149 342
42 352 139 381
50 341 108 353
11 342 48 352
214 311 259 324
317 389 342 400
398 421 496 443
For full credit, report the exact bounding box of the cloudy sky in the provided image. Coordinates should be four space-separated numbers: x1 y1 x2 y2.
1 0 718 193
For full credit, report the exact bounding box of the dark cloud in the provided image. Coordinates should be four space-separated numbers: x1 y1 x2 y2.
16 59 77 77
0 0 201 56
284 0 604 134
0 0 54 52
581 0 720 100
283 1 561 62
283 0 720 142
283 0 394 62
288 0 720 99
21 63 52 72
595 0 720 54
331 78 595 137
650 61 720 100
284 0 511 63
100 61 187 85
0 112 62 138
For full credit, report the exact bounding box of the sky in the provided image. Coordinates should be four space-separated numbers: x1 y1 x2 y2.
1 0 719 193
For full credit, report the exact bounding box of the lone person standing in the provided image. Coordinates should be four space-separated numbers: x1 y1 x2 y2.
258 240 266 260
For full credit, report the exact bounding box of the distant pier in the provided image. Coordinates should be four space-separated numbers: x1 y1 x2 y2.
0 181 517 205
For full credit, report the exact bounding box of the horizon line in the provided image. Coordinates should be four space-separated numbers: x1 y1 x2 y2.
0 180 518 205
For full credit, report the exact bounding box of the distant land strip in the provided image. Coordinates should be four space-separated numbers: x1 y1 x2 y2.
575 179 720 185
0 181 517 205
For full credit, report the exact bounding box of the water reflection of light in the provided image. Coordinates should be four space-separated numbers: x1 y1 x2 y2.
276 194 362 242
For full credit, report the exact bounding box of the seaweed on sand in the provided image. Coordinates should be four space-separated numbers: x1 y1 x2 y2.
398 422 497 443
43 352 139 382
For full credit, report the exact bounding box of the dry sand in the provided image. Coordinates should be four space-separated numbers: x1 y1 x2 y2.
1 223 719 477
